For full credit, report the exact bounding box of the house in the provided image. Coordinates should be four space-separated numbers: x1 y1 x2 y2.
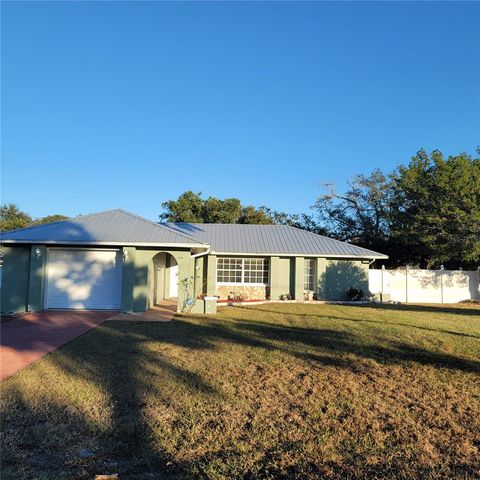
0 209 387 314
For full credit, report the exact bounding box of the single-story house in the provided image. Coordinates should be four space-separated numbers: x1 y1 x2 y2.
0 209 387 314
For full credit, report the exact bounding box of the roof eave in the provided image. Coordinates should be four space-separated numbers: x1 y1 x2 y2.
0 240 209 248
211 251 388 259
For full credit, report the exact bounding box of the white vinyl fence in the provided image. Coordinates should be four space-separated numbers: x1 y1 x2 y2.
369 267 480 303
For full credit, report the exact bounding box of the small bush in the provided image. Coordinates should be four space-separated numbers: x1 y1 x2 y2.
347 287 364 301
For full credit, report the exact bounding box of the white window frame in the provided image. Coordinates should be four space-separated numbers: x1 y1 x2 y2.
304 258 317 291
217 257 270 286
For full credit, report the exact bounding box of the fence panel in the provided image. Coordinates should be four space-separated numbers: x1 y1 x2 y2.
369 268 479 303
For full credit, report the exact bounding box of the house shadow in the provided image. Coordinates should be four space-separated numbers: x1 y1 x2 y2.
318 260 371 301
2 302 479 478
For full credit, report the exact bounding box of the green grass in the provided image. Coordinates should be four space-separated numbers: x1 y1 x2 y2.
1 303 480 479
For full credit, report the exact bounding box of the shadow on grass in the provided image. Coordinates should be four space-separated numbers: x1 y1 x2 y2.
2 306 480 479
232 303 480 340
370 302 480 317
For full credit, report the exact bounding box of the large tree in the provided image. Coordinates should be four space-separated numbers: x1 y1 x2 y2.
312 169 393 255
390 149 480 268
160 191 275 224
160 191 323 228
0 204 32 231
312 149 480 268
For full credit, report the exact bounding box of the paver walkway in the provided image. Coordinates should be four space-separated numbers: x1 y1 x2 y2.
108 300 177 322
0 310 116 381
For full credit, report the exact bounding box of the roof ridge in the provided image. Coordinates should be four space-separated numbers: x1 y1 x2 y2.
118 210 205 244
168 222 288 226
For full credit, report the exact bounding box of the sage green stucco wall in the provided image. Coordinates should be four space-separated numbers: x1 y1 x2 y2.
28 245 47 312
324 259 370 300
205 255 217 296
132 247 194 313
0 246 31 314
194 256 206 297
270 257 294 300
120 247 136 313
1 245 372 314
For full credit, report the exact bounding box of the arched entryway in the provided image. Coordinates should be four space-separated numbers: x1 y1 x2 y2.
152 252 178 305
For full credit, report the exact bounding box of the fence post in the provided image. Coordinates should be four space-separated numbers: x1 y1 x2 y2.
405 265 408 303
381 265 385 296
440 265 444 304
478 267 480 300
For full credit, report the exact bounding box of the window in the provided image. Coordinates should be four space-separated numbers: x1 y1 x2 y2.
304 258 316 291
217 257 269 284
244 258 269 284
217 258 242 283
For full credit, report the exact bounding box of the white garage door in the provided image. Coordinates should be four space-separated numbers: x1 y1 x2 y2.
46 249 122 310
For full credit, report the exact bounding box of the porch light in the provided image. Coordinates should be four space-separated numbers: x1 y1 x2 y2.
123 249 128 261
34 247 41 258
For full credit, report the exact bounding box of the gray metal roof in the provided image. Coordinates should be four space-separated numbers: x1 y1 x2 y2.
0 210 204 246
0 209 387 258
165 223 388 258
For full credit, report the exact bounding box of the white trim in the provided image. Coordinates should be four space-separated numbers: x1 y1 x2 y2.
217 282 269 287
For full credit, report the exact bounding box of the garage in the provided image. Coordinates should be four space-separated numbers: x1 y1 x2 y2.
45 249 122 310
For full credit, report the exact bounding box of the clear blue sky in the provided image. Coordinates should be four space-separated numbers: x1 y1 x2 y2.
2 1 479 221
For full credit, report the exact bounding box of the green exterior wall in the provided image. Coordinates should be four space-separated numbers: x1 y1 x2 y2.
270 256 294 300
206 254 217 296
194 256 206 297
315 257 327 300
0 246 31 314
294 257 305 300
324 259 370 300
27 245 47 312
132 247 194 313
120 247 136 313
1 243 373 315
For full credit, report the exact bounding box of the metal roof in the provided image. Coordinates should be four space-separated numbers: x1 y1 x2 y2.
0 209 387 258
165 223 388 259
0 210 204 246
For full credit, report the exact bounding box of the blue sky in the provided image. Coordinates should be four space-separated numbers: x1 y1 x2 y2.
2 1 479 221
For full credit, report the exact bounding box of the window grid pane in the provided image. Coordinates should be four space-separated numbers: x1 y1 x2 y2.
217 258 243 283
217 258 269 284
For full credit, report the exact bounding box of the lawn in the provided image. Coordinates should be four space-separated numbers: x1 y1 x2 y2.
1 303 479 480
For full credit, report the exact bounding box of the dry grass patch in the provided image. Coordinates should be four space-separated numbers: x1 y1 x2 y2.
1 303 479 479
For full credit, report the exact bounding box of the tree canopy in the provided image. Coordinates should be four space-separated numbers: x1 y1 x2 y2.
0 204 68 232
312 149 480 268
160 191 274 224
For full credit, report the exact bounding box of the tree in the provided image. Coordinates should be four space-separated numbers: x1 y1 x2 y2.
160 191 205 223
0 204 69 231
390 149 480 268
0 204 32 231
312 149 480 269
33 214 69 225
161 191 275 224
203 197 242 223
312 169 393 254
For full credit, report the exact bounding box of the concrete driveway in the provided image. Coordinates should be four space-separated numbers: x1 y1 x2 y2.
0 310 117 381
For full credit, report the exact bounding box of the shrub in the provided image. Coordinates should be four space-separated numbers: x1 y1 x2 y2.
347 287 364 301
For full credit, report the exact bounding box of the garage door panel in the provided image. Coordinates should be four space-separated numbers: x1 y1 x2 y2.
46 249 122 310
